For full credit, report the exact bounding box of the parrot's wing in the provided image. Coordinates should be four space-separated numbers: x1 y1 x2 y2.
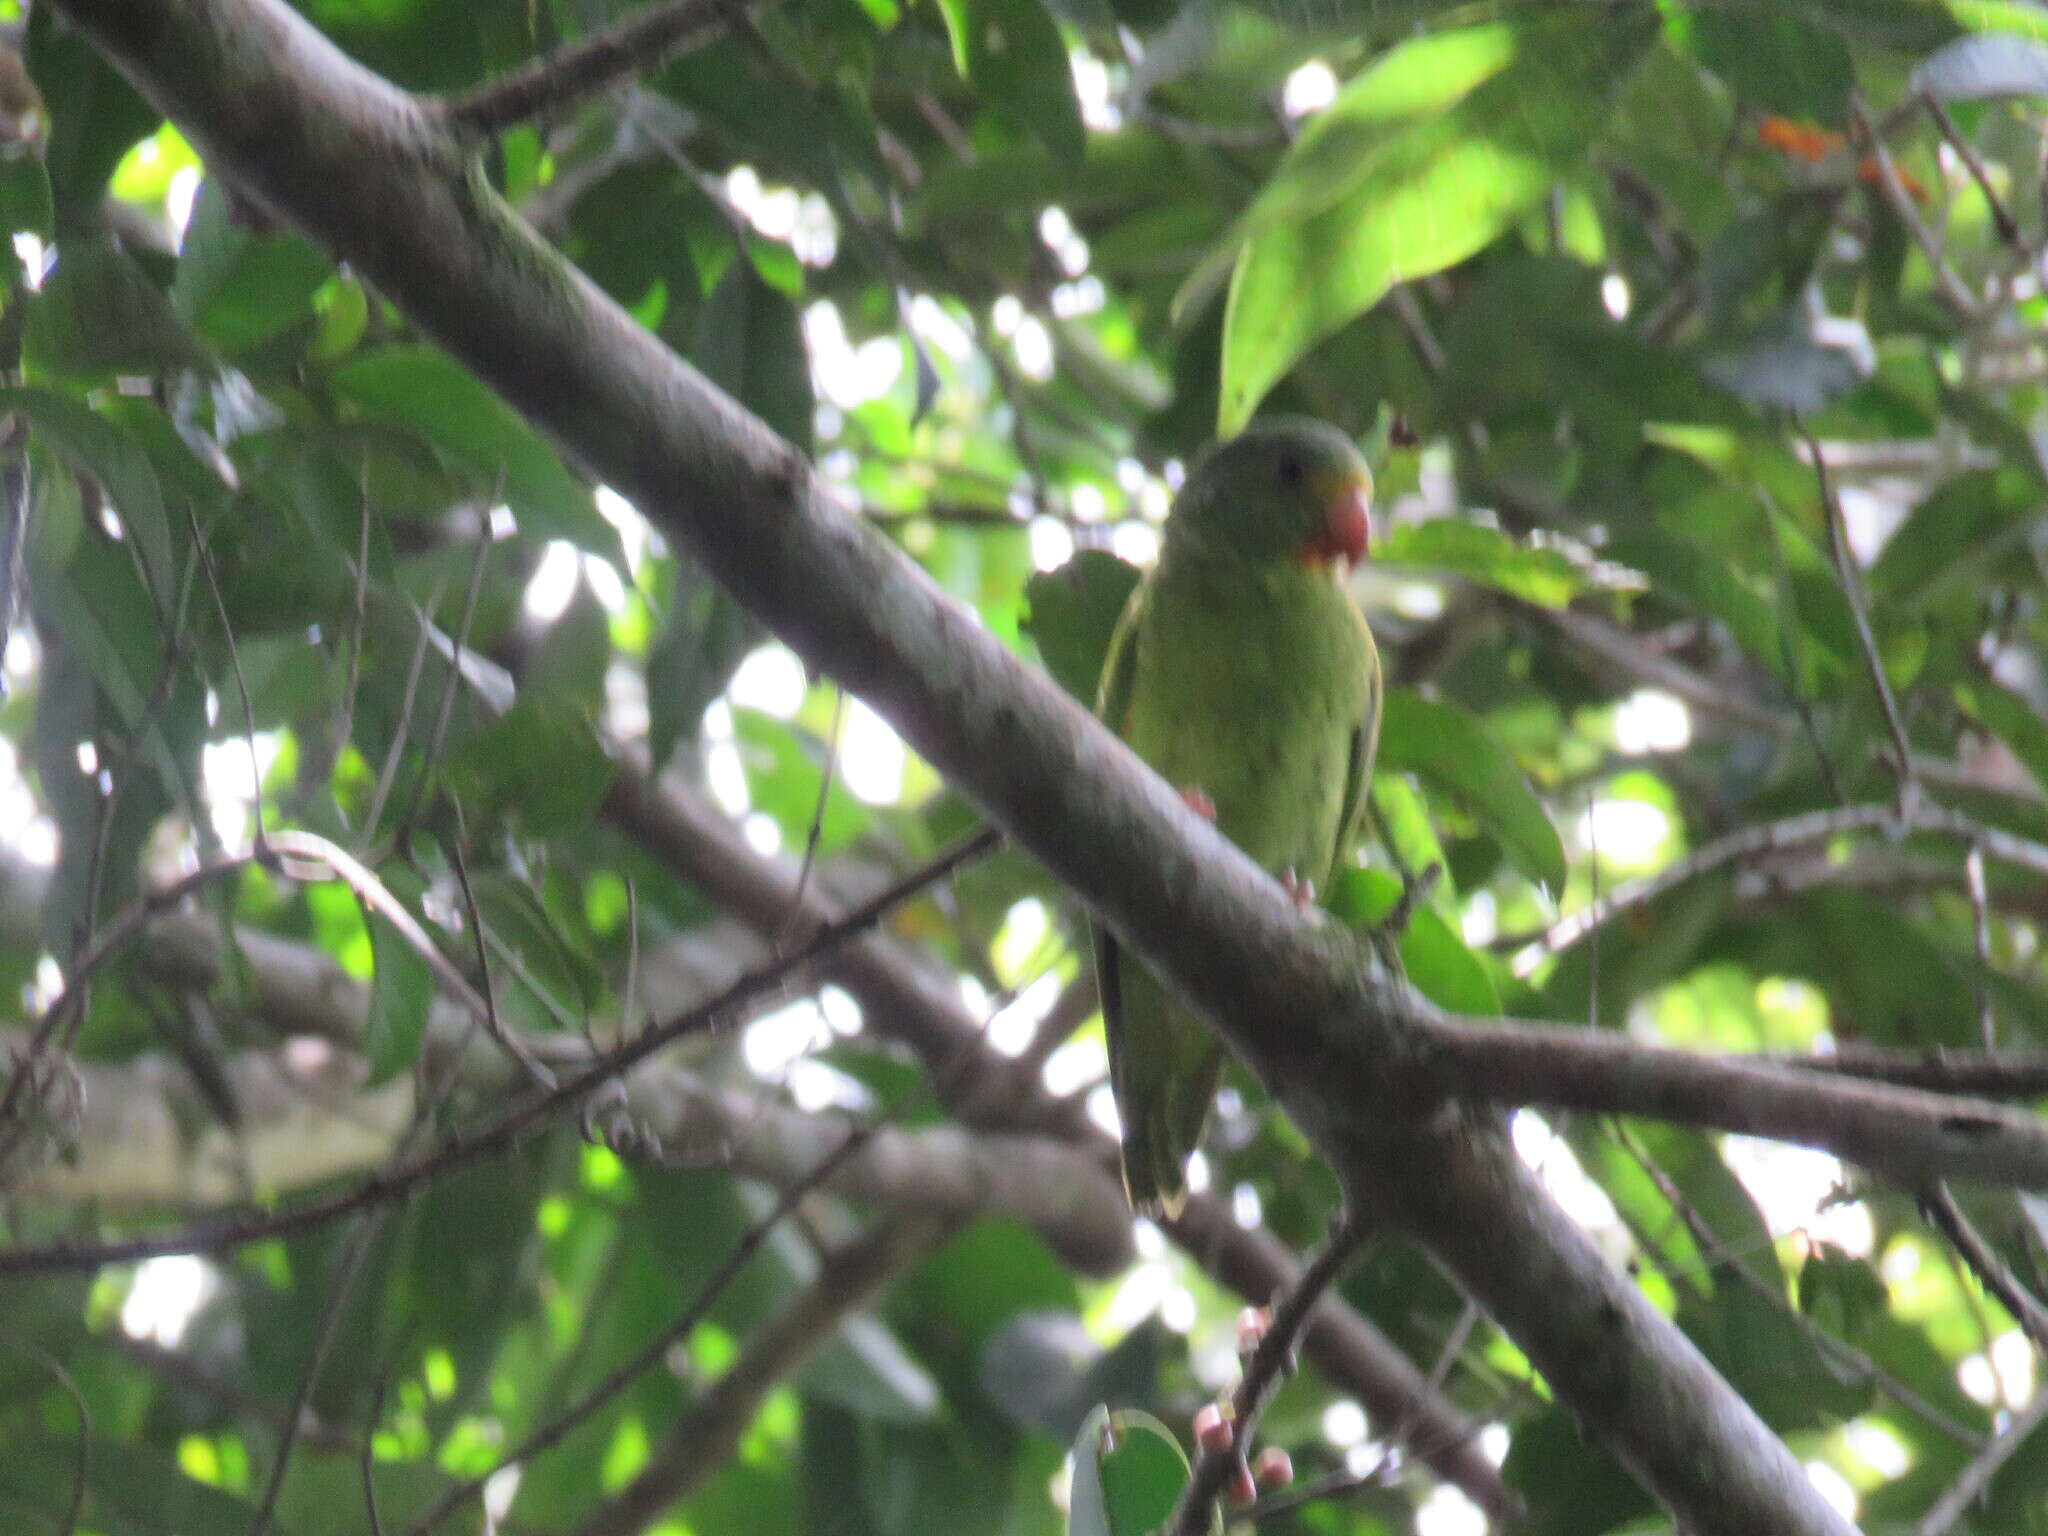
1090 581 1144 1053
1091 578 1213 1215
1094 580 1145 731
1332 608 1384 877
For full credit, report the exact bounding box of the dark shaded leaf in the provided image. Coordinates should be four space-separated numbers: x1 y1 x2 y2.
172 178 334 351
444 699 614 837
1024 550 1141 706
935 0 1086 163
327 345 626 567
1378 689 1565 891
364 864 434 1082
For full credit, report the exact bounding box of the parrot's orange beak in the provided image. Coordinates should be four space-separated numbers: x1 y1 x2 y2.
1302 476 1372 570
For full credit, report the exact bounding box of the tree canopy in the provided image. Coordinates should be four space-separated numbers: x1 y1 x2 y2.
7 1 2048 1534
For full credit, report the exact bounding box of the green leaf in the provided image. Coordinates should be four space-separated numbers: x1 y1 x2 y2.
691 253 816 452
1216 5 1658 433
0 1439 265 1535
365 864 434 1083
646 561 760 771
1329 868 1501 1015
731 706 871 854
934 0 1085 164
1957 678 2048 796
1605 525 1800 686
444 699 615 837
801 1313 943 1424
1868 469 2043 609
172 177 334 350
327 345 627 568
1686 11 1853 122
1374 519 1581 608
0 155 53 241
1067 1407 1195 1536
1798 1242 1889 1344
1378 689 1566 892
24 237 212 379
1 384 175 608
1023 551 1142 706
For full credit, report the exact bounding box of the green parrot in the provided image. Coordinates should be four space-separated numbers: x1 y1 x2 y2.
1095 417 1381 1218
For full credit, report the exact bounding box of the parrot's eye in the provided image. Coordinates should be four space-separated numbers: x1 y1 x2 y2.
1276 457 1305 487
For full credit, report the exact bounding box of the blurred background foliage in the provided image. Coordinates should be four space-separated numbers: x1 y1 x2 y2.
6 0 2048 1531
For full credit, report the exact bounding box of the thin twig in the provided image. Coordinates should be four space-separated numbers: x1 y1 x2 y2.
0 1336 89 1535
362 1369 392 1536
0 826 999 1276
1537 801 2048 957
332 470 373 807
1916 1386 2048 1536
390 532 491 853
269 830 554 1089
1168 1219 1366 1536
1800 417 1917 813
1616 1125 1984 1447
1921 1183 2048 1353
1850 95 1980 318
435 0 760 135
402 1101 933 1535
778 685 844 949
362 585 441 841
1921 93 2025 252
248 1210 383 1536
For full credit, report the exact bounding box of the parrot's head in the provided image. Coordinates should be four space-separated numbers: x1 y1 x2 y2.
1169 416 1373 572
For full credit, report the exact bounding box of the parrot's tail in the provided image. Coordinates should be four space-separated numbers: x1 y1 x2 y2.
1096 925 1222 1221
1120 1073 1215 1221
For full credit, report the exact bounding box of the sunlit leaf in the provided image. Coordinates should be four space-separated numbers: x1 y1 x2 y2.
1216 6 1658 433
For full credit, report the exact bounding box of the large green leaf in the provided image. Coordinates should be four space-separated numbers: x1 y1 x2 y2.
1 384 174 608
935 0 1085 164
1957 678 2048 796
327 345 627 567
1067 1407 1196 1536
1377 688 1566 892
1216 4 1659 433
1374 519 1582 608
172 177 334 351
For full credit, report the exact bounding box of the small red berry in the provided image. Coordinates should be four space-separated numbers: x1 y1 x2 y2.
1227 1465 1259 1506
1254 1447 1294 1489
1193 1402 1235 1454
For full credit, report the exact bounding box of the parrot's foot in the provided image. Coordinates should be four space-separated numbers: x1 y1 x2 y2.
1280 869 1316 910
1180 785 1218 822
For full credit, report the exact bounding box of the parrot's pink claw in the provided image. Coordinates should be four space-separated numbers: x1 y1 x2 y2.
1181 786 1218 822
1281 869 1316 909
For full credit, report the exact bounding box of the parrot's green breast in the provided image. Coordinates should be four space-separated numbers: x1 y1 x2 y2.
1123 550 1378 885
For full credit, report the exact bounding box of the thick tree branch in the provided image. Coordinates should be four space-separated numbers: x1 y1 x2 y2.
48 4 1856 1529
1425 1021 2048 1190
